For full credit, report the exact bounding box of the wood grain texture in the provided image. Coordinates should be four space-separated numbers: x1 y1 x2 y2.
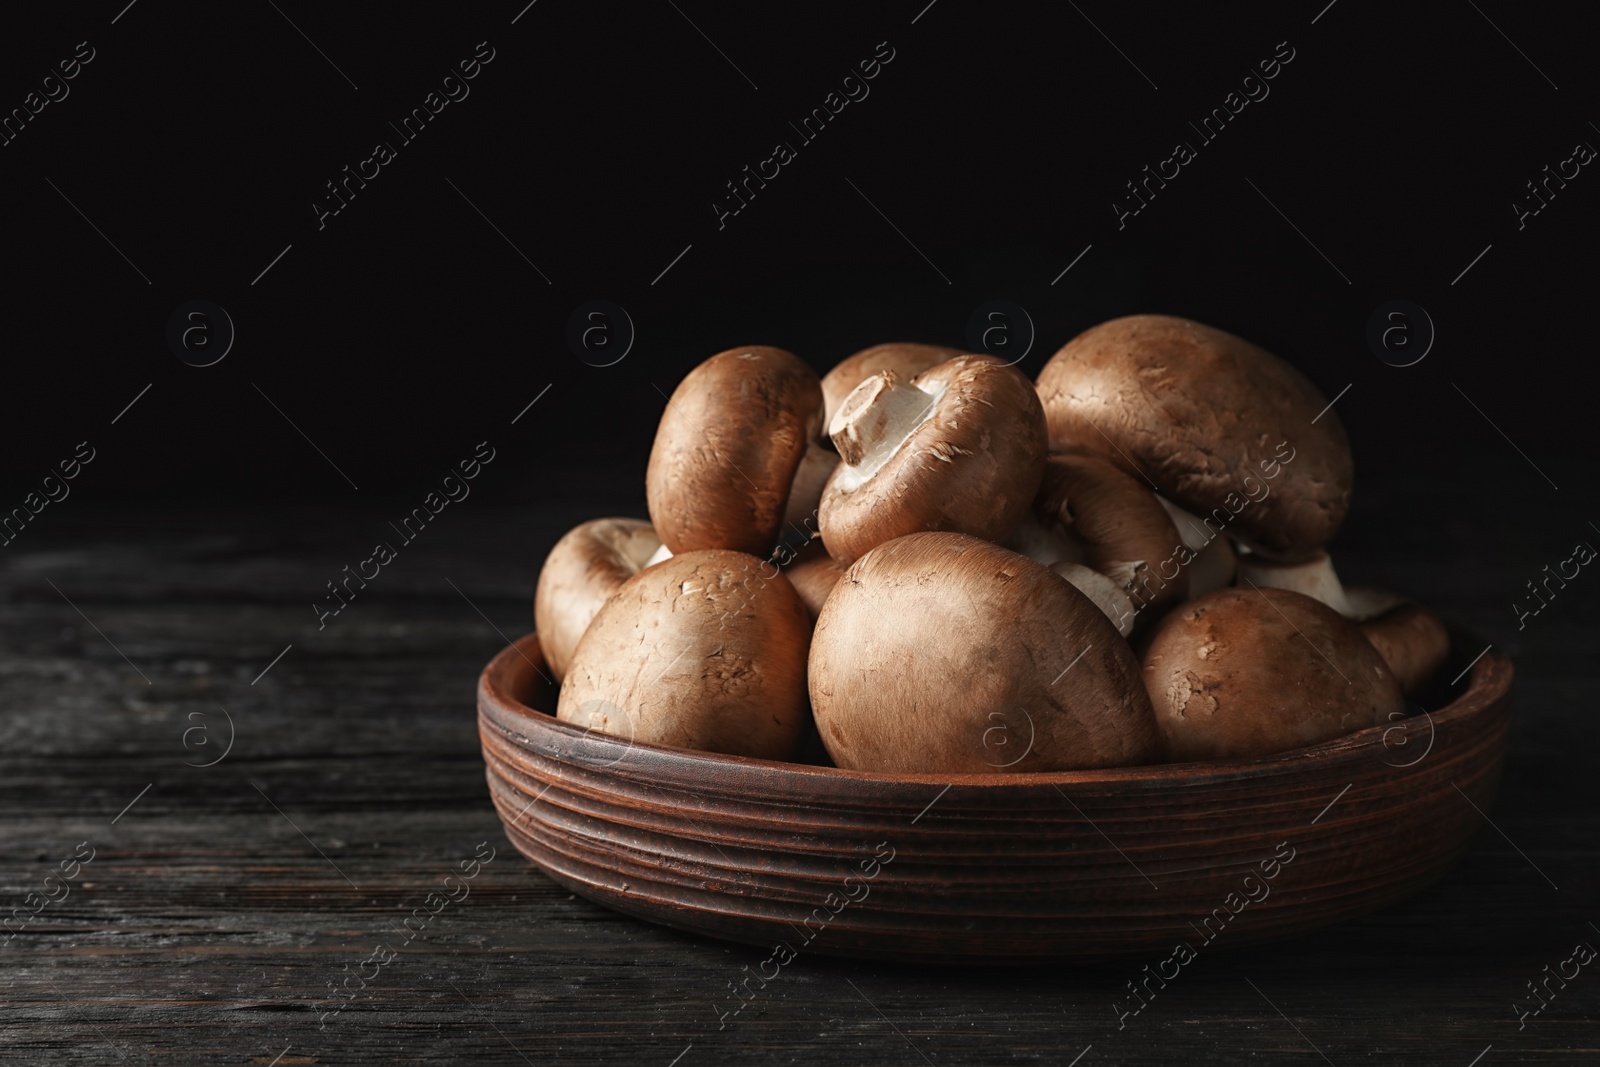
1 502 1595 1066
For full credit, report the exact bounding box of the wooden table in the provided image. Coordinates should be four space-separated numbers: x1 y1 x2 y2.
3 497 1594 1065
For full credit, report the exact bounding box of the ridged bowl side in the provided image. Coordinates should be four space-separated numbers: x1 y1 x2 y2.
479 632 1512 961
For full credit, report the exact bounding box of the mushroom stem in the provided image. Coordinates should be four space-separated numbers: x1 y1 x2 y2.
1156 497 1237 595
829 371 937 470
1235 551 1353 616
1346 585 1406 621
1008 513 1087 568
782 441 840 532
1051 561 1135 637
644 543 673 568
1235 549 1412 624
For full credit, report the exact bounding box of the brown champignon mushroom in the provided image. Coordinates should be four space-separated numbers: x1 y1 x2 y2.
533 517 662 683
820 342 966 432
783 539 848 620
1356 600 1450 696
1232 560 1446 693
1035 314 1352 561
1025 454 1190 631
646 346 823 556
819 356 1048 566
1141 587 1405 761
557 549 811 760
809 531 1161 773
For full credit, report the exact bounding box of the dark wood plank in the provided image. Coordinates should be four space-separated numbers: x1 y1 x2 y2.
2 502 1595 1065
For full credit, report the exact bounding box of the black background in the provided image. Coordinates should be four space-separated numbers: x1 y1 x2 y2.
3 2 1597 1064
1 0 1591 519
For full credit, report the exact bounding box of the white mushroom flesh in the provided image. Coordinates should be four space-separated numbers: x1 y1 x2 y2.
782 441 840 531
1051 561 1135 637
1156 496 1237 595
828 372 949 490
1007 512 1087 568
1234 550 1354 617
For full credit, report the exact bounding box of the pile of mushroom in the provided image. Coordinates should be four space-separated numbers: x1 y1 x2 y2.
531 320 1453 771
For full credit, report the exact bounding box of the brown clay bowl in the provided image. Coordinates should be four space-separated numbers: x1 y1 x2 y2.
478 630 1512 961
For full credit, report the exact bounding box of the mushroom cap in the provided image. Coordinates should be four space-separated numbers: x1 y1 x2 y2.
820 342 967 431
1359 602 1450 696
1141 587 1405 761
557 549 811 760
783 539 849 621
1035 315 1353 560
646 346 824 556
1034 454 1189 625
809 532 1161 773
819 356 1049 566
533 517 662 682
